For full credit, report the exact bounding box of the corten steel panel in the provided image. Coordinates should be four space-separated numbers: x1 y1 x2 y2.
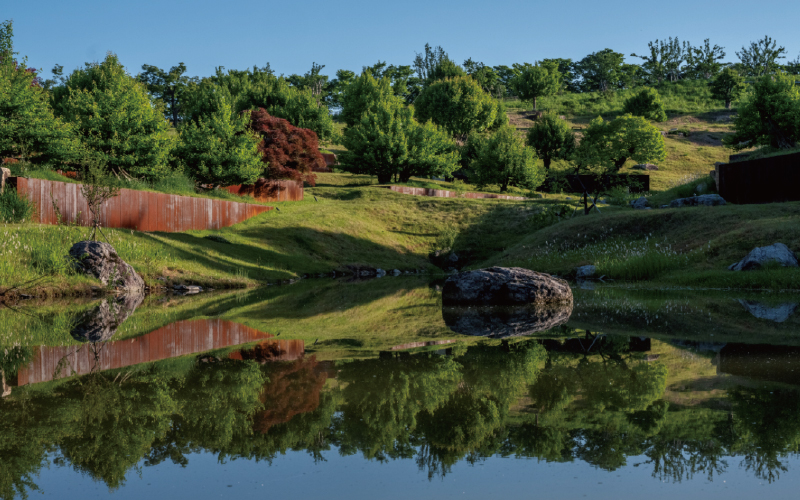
155 192 166 231
166 194 177 232
212 198 220 230
13 319 273 386
105 192 122 231
121 189 137 229
196 197 206 231
719 152 800 204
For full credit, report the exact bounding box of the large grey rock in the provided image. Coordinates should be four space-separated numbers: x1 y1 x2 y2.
669 194 726 208
632 163 659 171
71 293 145 343
69 241 145 291
630 196 650 209
738 300 798 323
0 167 10 194
575 265 596 279
728 243 799 271
442 267 572 306
442 303 572 338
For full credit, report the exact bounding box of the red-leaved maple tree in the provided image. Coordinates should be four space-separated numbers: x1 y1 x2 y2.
249 108 323 186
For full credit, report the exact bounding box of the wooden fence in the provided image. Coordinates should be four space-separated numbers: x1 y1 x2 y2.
13 319 273 386
718 152 800 204
11 177 272 231
221 179 304 202
389 185 527 200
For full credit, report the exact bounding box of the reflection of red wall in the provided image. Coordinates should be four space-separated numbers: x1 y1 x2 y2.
229 339 305 363
15 319 272 386
252 355 326 434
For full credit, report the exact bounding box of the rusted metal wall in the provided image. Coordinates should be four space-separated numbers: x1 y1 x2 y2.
313 154 336 172
389 185 527 201
719 152 800 204
15 319 273 386
13 177 272 231
221 179 304 202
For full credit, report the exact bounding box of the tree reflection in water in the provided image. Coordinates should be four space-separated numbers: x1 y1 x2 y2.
2 337 800 497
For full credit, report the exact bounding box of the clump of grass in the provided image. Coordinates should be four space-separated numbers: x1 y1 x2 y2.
0 187 35 223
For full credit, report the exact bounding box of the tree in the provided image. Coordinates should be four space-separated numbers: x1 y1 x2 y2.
174 92 262 187
413 44 450 86
52 53 175 180
249 108 323 185
463 59 505 98
574 49 626 92
725 72 800 150
622 87 668 122
471 125 543 191
786 56 800 76
362 61 421 103
685 39 727 79
710 68 747 109
80 158 120 241
511 63 560 110
339 71 395 128
326 68 356 109
576 114 666 172
526 113 576 169
541 58 577 92
340 97 460 183
137 62 193 125
631 37 688 83
414 75 500 141
737 36 787 76
286 62 328 107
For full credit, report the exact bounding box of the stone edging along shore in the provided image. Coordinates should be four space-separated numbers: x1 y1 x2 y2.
387 185 526 201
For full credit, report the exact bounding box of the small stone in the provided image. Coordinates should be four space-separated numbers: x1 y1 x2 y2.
448 253 459 262
376 268 386 277
174 284 203 294
575 265 596 279
669 194 726 208
695 182 708 194
392 269 401 276
630 196 650 209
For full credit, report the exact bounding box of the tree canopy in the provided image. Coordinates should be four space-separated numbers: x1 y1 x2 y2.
622 87 668 122
413 75 502 140
470 125 543 191
526 113 576 169
511 63 561 110
576 114 667 172
725 72 800 150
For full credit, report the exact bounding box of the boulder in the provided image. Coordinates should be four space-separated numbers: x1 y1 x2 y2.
630 196 650 209
174 284 202 294
442 267 572 306
738 300 798 323
728 243 799 271
71 293 144 343
376 268 386 277
69 241 145 291
575 265 596 279
632 163 659 171
442 303 572 338
0 167 10 194
392 269 401 276
669 194 726 208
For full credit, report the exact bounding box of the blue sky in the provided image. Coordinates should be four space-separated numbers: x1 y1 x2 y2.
6 0 800 79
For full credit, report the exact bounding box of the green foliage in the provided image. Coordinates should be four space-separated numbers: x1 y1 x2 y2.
526 112 576 169
573 49 627 92
0 187 35 223
725 72 800 150
736 35 788 76
414 76 500 140
137 62 194 125
576 114 666 172
471 125 543 191
361 61 421 104
630 37 688 83
52 54 175 180
710 68 747 109
340 97 460 183
622 87 668 122
511 63 560 110
0 33 81 167
174 89 262 186
685 39 727 79
339 71 396 128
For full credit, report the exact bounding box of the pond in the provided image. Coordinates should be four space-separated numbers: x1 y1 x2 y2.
2 278 800 499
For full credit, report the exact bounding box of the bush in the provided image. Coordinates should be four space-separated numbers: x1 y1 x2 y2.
622 87 667 122
526 113 576 169
725 72 800 150
471 125 544 191
0 187 34 222
250 108 323 185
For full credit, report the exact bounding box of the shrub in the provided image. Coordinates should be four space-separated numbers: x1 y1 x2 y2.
471 125 544 191
0 187 34 222
622 87 668 122
249 108 323 185
526 112 576 169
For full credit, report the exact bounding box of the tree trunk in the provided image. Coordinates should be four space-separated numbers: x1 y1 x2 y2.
533 96 537 111
543 157 552 169
725 99 732 110
171 93 179 125
377 173 392 184
614 157 628 172
500 178 509 192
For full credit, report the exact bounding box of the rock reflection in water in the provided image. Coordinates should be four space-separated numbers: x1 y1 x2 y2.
14 319 272 386
738 300 798 323
70 293 145 343
442 302 572 338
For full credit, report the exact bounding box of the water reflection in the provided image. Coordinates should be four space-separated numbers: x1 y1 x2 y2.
70 294 144 343
442 302 572 338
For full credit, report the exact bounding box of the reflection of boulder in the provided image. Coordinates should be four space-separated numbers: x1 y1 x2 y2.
70 294 144 343
739 300 798 323
442 303 572 338
442 267 572 306
1 370 10 398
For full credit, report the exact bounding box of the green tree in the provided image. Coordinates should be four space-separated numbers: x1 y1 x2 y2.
137 62 194 125
340 97 460 183
710 67 747 109
471 125 543 191
286 62 329 107
622 87 668 122
736 36 787 76
631 37 688 83
526 113 576 169
574 49 626 92
362 61 421 103
414 75 500 141
725 71 800 150
52 53 175 180
174 88 262 186
576 114 667 172
511 63 560 110
685 39 727 79
541 58 577 92
339 71 395 128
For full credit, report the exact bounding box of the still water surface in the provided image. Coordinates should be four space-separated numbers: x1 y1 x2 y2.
2 279 800 499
